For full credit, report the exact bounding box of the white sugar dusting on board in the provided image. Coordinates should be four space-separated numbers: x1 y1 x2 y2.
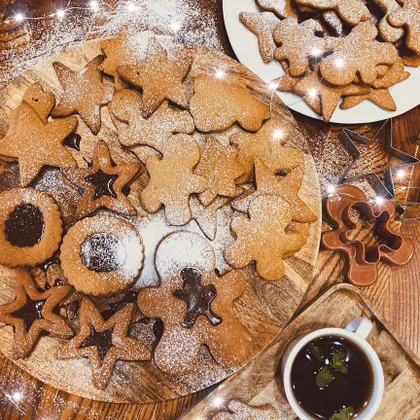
0 0 223 88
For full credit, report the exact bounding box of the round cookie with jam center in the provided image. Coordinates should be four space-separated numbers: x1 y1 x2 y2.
0 188 63 267
60 215 144 296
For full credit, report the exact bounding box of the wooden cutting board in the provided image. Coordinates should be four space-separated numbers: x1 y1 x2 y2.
0 36 322 403
183 284 420 419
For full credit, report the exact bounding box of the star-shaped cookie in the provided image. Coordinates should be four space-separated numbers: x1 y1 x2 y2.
341 88 397 111
57 297 151 389
225 194 308 281
0 102 78 186
109 90 194 153
232 159 316 223
141 134 207 226
62 140 142 218
52 56 114 135
195 138 246 206
118 42 192 118
293 69 371 122
231 118 305 183
0 268 73 359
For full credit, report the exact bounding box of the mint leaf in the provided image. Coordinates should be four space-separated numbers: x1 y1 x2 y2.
332 350 348 374
331 406 356 420
316 366 335 387
309 344 326 363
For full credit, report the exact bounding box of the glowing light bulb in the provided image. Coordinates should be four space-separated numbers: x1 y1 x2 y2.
215 69 225 79
12 391 22 402
212 396 224 408
171 21 181 32
56 9 66 19
375 196 385 205
335 58 345 68
312 48 322 57
326 184 336 195
273 129 284 140
396 169 405 179
14 13 25 22
309 89 318 98
268 81 279 91
90 1 99 10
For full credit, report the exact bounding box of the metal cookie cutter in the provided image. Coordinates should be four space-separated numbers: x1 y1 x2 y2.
322 185 415 286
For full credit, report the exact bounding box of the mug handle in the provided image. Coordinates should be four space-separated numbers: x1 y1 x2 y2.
345 317 373 340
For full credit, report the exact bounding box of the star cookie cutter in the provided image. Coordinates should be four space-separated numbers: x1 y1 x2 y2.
322 185 415 286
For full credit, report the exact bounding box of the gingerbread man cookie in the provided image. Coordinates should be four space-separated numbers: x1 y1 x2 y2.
0 188 63 267
141 134 207 226
52 56 114 135
118 42 192 117
195 138 246 206
189 74 270 132
109 90 194 153
320 22 400 86
372 0 404 43
225 195 309 281
137 231 253 376
388 0 420 54
273 18 327 77
57 297 150 389
256 0 298 18
294 0 371 26
0 268 73 358
62 140 142 218
239 12 281 64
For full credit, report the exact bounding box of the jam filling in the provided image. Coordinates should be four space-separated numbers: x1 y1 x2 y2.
85 169 118 200
12 299 46 331
174 267 222 328
81 233 123 273
81 324 114 360
5 204 45 247
63 133 81 151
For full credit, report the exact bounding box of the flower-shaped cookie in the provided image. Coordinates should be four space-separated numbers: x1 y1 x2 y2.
137 231 253 376
226 194 308 281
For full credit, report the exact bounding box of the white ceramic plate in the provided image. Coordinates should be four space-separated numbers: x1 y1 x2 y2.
222 0 420 124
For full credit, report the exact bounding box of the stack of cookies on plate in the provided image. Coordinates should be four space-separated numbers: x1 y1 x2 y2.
240 0 420 121
0 30 317 390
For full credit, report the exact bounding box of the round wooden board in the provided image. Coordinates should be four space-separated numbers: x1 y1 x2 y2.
0 35 322 404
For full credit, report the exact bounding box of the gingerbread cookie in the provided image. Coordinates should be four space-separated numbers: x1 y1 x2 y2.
195 138 246 206
388 0 420 54
118 42 192 118
57 297 150 389
294 0 371 26
137 231 253 376
0 188 63 267
341 88 397 111
232 159 317 223
100 27 148 90
273 18 326 77
52 56 114 135
231 118 305 182
371 58 410 88
109 90 194 153
141 134 207 226
256 0 298 18
293 68 370 122
225 194 310 281
373 0 405 43
320 22 400 86
0 268 73 358
0 100 77 186
212 400 277 420
60 215 144 296
62 140 142 218
239 12 280 64
189 74 270 132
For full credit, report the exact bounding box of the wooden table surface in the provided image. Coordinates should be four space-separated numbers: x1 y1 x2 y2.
0 1 419 419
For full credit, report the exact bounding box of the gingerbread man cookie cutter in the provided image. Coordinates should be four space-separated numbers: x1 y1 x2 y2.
322 185 415 286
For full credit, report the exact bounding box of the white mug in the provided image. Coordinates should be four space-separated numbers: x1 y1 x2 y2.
282 317 384 420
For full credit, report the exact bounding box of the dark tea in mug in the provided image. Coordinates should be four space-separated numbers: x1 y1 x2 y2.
291 335 374 419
